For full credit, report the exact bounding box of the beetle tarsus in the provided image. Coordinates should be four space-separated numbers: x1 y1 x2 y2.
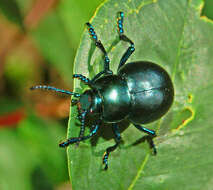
86 22 111 74
76 110 87 146
59 121 100 148
102 123 121 170
117 12 135 70
146 135 157 155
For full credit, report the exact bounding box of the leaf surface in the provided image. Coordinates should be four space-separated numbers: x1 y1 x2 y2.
67 0 213 189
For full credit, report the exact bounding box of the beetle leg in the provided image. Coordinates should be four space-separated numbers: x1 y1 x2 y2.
73 74 91 84
75 110 87 146
133 124 157 155
73 74 95 88
117 12 135 70
145 135 157 155
103 123 121 170
134 124 156 136
86 22 112 76
59 120 101 147
90 70 105 83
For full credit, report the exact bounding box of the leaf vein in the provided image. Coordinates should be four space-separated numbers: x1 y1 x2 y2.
172 0 190 81
128 154 150 190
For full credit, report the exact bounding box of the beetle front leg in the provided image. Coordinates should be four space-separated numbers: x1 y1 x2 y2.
103 123 121 170
133 124 157 155
75 110 87 146
59 120 101 147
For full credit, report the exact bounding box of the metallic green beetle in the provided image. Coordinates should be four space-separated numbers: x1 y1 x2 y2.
31 12 174 170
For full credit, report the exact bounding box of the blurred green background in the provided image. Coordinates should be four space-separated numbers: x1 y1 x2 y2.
0 0 103 189
0 0 212 190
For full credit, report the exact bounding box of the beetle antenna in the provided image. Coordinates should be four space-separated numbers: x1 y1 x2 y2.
30 85 81 98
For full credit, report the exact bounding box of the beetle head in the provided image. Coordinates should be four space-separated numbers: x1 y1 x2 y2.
76 89 102 116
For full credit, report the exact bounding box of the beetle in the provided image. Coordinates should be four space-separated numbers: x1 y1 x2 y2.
30 12 174 170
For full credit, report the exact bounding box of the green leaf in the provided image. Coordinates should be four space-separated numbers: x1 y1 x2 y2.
30 0 103 84
57 0 104 49
31 12 74 83
202 0 213 20
67 0 213 189
0 114 68 190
